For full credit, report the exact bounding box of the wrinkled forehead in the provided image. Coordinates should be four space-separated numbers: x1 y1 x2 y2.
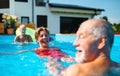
76 23 92 36
76 19 101 35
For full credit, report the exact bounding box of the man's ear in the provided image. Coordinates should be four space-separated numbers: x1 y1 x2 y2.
98 36 107 49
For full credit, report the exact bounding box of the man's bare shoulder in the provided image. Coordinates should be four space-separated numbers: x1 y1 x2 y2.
62 63 105 76
63 64 83 76
67 64 81 71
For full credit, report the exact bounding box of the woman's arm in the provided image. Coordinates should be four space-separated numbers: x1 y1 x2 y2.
0 49 35 55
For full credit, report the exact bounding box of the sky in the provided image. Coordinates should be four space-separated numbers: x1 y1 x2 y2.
50 0 120 24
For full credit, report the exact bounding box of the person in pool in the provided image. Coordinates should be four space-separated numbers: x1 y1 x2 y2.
14 24 33 43
62 19 120 76
34 27 75 75
34 26 66 58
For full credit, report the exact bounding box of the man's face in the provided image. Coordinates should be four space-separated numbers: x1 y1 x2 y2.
19 26 26 35
73 24 99 63
21 27 26 35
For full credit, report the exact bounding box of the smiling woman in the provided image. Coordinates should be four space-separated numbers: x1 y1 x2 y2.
34 26 66 58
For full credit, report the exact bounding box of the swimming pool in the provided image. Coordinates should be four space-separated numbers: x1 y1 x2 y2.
0 35 120 76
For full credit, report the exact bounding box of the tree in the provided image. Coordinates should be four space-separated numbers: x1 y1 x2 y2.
100 16 108 21
112 23 120 34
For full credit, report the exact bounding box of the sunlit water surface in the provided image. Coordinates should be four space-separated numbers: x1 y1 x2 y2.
0 35 120 76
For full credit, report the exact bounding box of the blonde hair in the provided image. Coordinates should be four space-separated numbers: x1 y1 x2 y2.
35 26 49 40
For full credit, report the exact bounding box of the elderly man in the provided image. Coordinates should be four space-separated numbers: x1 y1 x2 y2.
14 24 33 43
62 19 120 76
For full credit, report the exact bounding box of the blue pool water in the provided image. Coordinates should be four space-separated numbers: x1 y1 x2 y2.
0 35 120 76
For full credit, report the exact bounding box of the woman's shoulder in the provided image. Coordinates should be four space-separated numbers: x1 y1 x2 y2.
34 48 42 51
35 48 49 52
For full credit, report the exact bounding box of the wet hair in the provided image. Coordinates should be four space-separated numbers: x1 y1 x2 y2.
89 19 114 50
35 26 49 40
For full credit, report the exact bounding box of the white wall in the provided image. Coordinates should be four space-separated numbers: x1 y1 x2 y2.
10 0 15 15
48 13 60 34
47 13 92 34
0 0 97 34
0 9 10 14
15 0 32 24
34 3 61 34
34 3 93 34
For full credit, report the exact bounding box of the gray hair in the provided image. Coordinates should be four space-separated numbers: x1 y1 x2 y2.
90 20 114 50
